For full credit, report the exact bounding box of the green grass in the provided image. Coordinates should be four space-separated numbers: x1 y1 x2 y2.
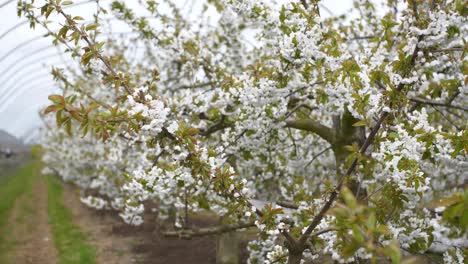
0 161 97 264
0 162 36 262
46 175 97 264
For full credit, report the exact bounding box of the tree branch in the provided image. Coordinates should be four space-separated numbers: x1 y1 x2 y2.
309 227 336 239
409 97 468 112
305 147 332 169
171 81 216 91
285 119 335 144
162 221 255 239
199 115 231 136
277 200 299 209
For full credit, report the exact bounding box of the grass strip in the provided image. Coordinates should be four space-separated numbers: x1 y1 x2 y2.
0 162 36 262
46 174 96 264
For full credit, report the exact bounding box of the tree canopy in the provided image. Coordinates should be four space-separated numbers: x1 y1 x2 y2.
18 0 467 263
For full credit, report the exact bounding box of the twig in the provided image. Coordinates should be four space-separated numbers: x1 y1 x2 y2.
409 97 468 112
304 147 332 169
431 105 462 131
277 200 299 209
172 81 216 91
309 227 336 239
199 115 231 136
362 183 388 201
162 221 255 238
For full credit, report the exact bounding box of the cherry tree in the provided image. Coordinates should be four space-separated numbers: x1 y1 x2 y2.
19 0 467 263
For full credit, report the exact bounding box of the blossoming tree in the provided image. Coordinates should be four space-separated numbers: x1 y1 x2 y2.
19 0 467 263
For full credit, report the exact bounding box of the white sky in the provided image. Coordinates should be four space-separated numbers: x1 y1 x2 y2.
0 0 354 141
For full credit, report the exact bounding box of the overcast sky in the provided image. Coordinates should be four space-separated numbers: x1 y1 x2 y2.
0 0 354 141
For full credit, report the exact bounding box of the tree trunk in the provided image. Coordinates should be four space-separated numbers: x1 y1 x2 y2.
216 217 240 264
287 251 304 264
332 110 367 201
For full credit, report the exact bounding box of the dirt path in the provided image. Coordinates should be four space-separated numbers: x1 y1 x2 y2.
5 174 58 264
61 184 142 264
60 183 220 264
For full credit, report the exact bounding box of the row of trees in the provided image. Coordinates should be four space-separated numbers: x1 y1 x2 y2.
19 0 467 263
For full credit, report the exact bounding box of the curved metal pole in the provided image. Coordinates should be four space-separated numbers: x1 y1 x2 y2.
0 30 138 85
8 101 50 140
2 67 51 93
0 35 46 64
0 0 14 9
0 57 72 97
0 74 54 108
0 35 144 96
0 74 54 105
0 32 145 106
0 51 58 96
24 127 43 143
1 80 56 107
0 51 72 88
10 101 49 132
0 23 138 65
22 126 41 143
2 43 149 103
0 81 56 119
0 45 58 79
0 80 56 115
0 70 57 103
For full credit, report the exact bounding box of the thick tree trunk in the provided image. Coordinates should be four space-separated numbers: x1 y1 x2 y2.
216 217 240 264
287 251 304 264
332 111 367 201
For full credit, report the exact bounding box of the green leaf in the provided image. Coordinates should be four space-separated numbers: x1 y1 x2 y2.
197 196 210 210
44 105 59 114
401 256 422 264
85 23 99 31
342 186 357 210
62 1 74 5
58 26 69 38
177 180 185 187
81 51 93 65
366 212 377 230
68 94 77 104
352 225 364 243
353 120 367 127
461 207 468 231
329 206 349 218
49 94 64 105
382 240 402 264
56 110 63 126
388 132 399 139
344 143 359 153
341 240 361 257
65 118 72 136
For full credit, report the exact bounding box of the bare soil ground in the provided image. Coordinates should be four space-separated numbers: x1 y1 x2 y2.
61 183 141 264
61 183 224 264
5 174 58 264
